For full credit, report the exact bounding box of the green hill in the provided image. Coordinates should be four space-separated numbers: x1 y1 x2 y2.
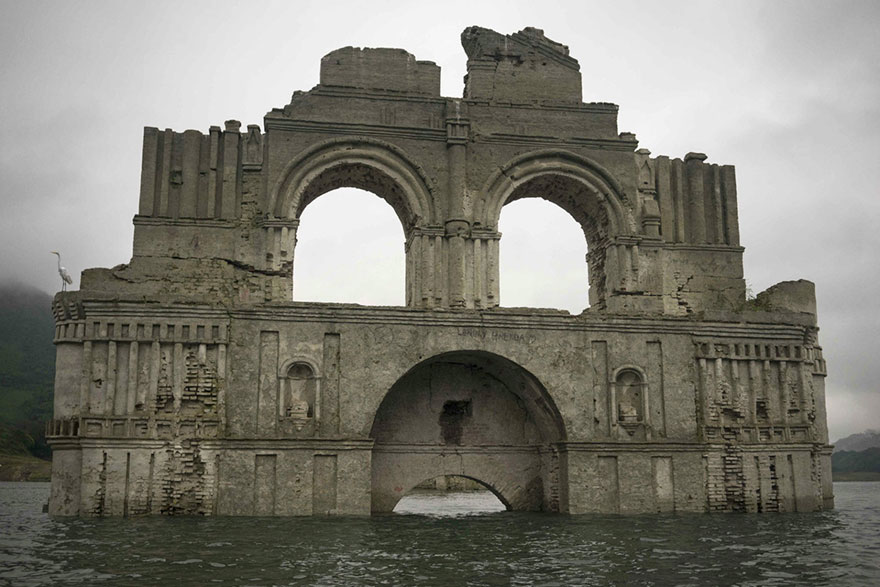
832 447 880 473
832 447 880 482
0 282 55 460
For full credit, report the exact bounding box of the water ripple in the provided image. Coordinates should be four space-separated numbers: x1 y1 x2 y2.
1 482 879 586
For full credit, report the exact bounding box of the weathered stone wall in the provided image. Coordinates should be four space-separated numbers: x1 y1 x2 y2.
48 26 832 516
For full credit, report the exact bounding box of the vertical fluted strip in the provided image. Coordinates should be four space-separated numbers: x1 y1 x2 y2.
685 153 707 243
139 128 159 216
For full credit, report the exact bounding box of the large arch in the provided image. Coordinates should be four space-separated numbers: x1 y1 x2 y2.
265 138 437 305
498 198 591 312
478 149 633 232
292 188 406 305
369 350 567 513
268 137 437 234
394 474 511 513
479 149 635 306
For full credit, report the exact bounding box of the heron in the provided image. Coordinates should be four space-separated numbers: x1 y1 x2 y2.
51 251 73 291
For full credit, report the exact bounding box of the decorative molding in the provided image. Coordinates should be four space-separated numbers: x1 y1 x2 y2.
264 118 447 142
478 133 637 152
133 215 234 228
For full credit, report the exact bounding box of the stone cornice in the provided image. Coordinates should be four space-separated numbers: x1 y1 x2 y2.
133 215 234 228
199 439 374 451
263 118 637 152
373 443 542 454
72 300 811 340
264 118 447 142
464 99 619 114
477 133 637 152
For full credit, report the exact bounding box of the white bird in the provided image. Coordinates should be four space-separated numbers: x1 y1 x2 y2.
51 251 73 291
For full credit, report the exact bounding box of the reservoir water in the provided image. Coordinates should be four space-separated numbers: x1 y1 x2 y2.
1 482 878 586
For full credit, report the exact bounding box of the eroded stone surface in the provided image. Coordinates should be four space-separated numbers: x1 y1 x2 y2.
47 27 832 516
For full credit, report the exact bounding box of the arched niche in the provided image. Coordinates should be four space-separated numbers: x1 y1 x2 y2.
479 150 634 308
610 365 648 437
369 350 567 513
278 357 321 436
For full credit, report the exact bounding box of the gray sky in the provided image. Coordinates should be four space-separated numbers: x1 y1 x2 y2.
1 0 878 441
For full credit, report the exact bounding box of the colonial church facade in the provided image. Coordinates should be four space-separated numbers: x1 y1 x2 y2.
48 27 832 516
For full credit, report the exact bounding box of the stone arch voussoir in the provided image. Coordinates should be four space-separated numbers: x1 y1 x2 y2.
479 149 635 238
480 149 635 308
268 137 437 233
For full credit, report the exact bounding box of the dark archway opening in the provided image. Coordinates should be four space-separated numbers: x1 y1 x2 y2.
370 351 567 514
393 475 508 516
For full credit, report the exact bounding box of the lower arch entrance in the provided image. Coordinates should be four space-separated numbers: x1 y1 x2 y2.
370 351 567 513
393 475 509 515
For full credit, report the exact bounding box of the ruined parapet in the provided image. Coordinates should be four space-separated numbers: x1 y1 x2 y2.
620 148 746 315
754 280 817 318
320 47 441 96
137 121 248 222
78 119 291 305
637 151 740 247
461 26 582 104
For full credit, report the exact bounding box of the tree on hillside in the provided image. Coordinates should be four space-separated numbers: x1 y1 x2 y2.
0 283 55 459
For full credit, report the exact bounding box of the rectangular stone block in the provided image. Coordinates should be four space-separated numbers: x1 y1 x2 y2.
312 454 338 515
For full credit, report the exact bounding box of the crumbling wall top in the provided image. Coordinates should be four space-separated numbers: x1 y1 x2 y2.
461 26 582 104
320 47 441 96
461 26 576 65
754 280 817 318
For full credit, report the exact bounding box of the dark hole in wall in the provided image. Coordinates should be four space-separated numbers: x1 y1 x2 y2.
756 399 769 421
439 400 471 445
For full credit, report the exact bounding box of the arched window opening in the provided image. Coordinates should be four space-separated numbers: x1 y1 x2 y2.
393 475 508 516
293 188 405 305
498 198 589 313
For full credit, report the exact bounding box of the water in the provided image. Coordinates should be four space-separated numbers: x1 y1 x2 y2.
1 483 879 586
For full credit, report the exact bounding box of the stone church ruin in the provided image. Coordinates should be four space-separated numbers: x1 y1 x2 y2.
48 27 833 515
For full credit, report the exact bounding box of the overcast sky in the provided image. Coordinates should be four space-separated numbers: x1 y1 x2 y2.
1 0 877 441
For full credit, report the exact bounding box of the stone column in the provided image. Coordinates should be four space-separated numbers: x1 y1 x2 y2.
445 100 470 308
472 228 500 308
407 227 444 309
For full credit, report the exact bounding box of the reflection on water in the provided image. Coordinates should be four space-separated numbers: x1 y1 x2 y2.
394 490 507 516
1 482 879 586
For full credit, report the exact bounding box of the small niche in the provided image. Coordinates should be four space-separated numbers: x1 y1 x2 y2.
616 369 644 424
281 362 316 422
756 399 769 421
